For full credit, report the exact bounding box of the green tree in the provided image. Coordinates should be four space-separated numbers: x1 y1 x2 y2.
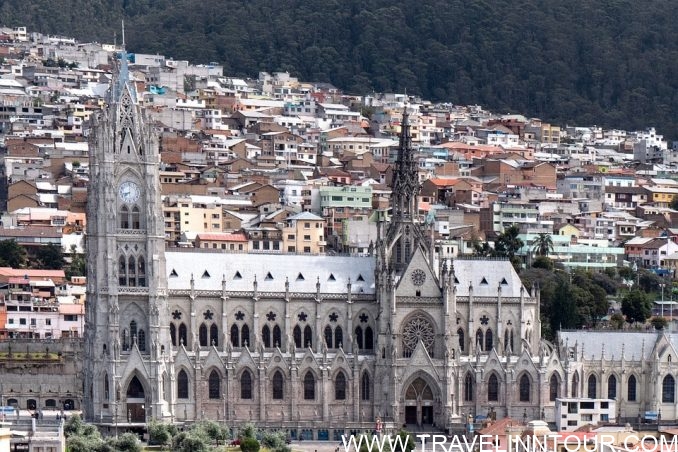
104 433 142 452
551 280 580 332
494 225 524 260
652 316 668 330
621 289 652 324
66 244 86 278
532 255 553 270
670 195 678 210
64 414 104 452
171 432 210 452
148 420 174 447
0 239 27 268
392 430 416 452
610 313 625 329
34 243 65 269
261 430 289 452
194 420 229 446
239 423 258 440
240 437 261 452
532 232 554 257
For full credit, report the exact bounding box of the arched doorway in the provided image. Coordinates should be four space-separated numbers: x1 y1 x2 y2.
126 376 146 423
404 377 436 427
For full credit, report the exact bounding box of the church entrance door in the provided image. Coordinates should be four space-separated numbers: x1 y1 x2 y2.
422 406 433 425
125 376 146 423
405 406 417 424
404 377 436 427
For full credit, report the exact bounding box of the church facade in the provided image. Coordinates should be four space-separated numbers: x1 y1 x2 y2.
79 58 672 438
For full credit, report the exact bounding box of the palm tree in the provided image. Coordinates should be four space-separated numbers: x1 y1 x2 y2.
532 232 554 257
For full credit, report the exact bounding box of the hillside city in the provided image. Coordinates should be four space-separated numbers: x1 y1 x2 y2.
1 24 678 452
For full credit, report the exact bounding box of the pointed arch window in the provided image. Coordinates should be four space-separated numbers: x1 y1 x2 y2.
209 370 220 399
137 256 146 287
122 329 129 351
335 372 347 400
262 325 271 348
129 320 137 347
103 373 109 400
485 329 493 351
464 373 474 402
355 326 363 349
364 326 374 350
334 326 343 349
293 325 302 348
272 370 284 400
572 372 579 398
118 256 127 286
324 326 333 349
549 374 559 401
488 374 499 401
137 329 146 351
587 375 597 399
361 373 371 401
241 370 253 399
303 372 315 400
177 370 188 399
272 325 282 348
120 206 130 229
663 375 675 403
241 324 250 347
519 374 531 402
303 325 313 348
607 375 617 399
458 328 464 352
628 375 637 401
131 206 140 229
170 324 176 347
178 323 187 347
128 256 136 286
210 324 218 346
230 324 239 347
199 323 208 347
475 329 483 352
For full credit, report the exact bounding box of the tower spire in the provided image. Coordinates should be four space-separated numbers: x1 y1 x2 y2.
391 107 420 220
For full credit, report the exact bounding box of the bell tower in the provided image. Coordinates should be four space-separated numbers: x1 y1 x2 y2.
377 108 429 275
84 47 172 424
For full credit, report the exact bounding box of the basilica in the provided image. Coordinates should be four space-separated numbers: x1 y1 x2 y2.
78 56 676 439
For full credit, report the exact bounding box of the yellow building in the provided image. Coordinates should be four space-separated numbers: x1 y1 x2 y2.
643 186 678 207
282 212 326 254
162 195 226 243
558 223 581 239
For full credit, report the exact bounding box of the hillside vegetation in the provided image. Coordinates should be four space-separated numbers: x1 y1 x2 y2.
3 0 678 137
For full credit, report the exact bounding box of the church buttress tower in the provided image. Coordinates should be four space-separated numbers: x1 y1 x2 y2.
84 49 171 424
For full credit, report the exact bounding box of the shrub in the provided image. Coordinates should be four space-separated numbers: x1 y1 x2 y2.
240 436 261 452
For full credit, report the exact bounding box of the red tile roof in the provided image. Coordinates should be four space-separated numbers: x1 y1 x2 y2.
196 232 248 242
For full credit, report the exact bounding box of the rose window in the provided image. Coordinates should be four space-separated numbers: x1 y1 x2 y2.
402 316 435 358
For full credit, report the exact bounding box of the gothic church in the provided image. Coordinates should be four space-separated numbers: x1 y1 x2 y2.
83 55 565 438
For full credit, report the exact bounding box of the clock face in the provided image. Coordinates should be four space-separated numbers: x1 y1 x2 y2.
118 181 140 204
411 269 426 286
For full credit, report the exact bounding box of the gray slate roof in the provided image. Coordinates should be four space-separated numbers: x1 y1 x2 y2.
558 331 658 360
452 259 526 298
166 252 375 294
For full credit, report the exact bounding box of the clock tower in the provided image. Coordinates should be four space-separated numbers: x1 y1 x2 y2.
84 50 172 424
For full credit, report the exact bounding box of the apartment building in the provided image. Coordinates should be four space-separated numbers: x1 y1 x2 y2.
282 212 326 254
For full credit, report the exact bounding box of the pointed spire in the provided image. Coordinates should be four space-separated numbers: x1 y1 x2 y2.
111 20 135 104
391 107 420 220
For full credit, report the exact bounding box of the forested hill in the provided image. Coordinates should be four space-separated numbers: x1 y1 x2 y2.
3 0 678 137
